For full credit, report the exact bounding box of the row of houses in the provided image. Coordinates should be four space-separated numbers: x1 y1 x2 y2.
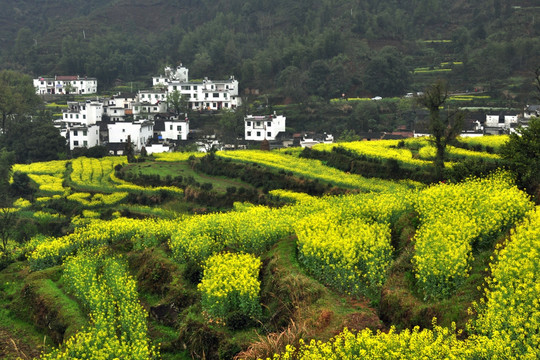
44 65 244 154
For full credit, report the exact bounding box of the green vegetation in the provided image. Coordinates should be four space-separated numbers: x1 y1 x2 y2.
0 139 538 358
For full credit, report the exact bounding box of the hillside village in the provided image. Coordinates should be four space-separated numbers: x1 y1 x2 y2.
34 64 538 155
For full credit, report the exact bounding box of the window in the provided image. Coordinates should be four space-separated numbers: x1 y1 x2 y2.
213 93 219 98
182 85 190 90
83 115 86 119
122 129 126 132
193 86 197 90
73 140 79 146
225 103 229 107
70 114 73 119
83 130 87 136
170 125 173 130
267 121 271 127
267 132 271 137
256 121 261 127
76 114 79 119
153 107 157 111
247 131 251 136
173 86 177 90
213 103 216 108
83 140 88 146
224 93 227 98
205 93 209 98
177 126 182 131
247 121 251 127
256 131 261 137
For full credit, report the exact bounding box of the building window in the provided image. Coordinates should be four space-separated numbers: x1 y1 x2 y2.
267 132 271 137
76 114 79 119
73 140 79 146
170 125 173 130
173 86 177 90
182 85 190 90
177 126 182 131
73 130 78 136
247 131 251 136
247 121 251 127
256 131 261 137
83 140 88 147
225 103 229 107
256 121 261 127
193 86 197 90
83 130 87 136
83 115 86 119
267 121 271 126
205 93 209 98
213 93 219 98
213 103 216 107
122 129 126 132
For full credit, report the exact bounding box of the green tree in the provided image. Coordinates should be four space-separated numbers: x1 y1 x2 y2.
417 80 463 180
218 109 244 148
364 46 410 97
0 70 42 135
501 118 540 198
167 90 188 115
0 148 15 206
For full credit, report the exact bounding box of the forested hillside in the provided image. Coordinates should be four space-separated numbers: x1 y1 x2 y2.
1 0 539 100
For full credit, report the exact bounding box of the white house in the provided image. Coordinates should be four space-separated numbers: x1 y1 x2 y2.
62 100 103 126
107 120 154 152
245 113 286 141
485 114 518 128
153 65 189 87
151 64 241 111
67 124 100 149
138 89 167 105
523 105 540 120
34 75 97 95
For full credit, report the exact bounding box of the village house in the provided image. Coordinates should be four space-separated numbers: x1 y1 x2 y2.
34 75 97 95
245 113 286 141
152 64 241 111
107 120 154 152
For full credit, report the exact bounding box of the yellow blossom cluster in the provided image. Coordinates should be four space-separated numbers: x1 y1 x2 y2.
267 324 507 360
216 149 420 192
153 151 205 162
40 252 159 359
28 217 177 270
169 205 294 263
413 171 533 298
473 206 540 358
295 211 392 296
458 135 509 151
198 252 262 320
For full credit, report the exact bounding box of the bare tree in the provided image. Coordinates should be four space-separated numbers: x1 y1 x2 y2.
417 80 464 180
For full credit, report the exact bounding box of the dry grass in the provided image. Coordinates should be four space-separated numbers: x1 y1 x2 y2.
234 319 308 360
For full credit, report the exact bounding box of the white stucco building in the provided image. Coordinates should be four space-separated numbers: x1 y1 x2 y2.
62 100 103 126
153 65 189 87
34 75 97 95
485 114 518 128
107 120 154 152
68 125 100 149
245 113 286 141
